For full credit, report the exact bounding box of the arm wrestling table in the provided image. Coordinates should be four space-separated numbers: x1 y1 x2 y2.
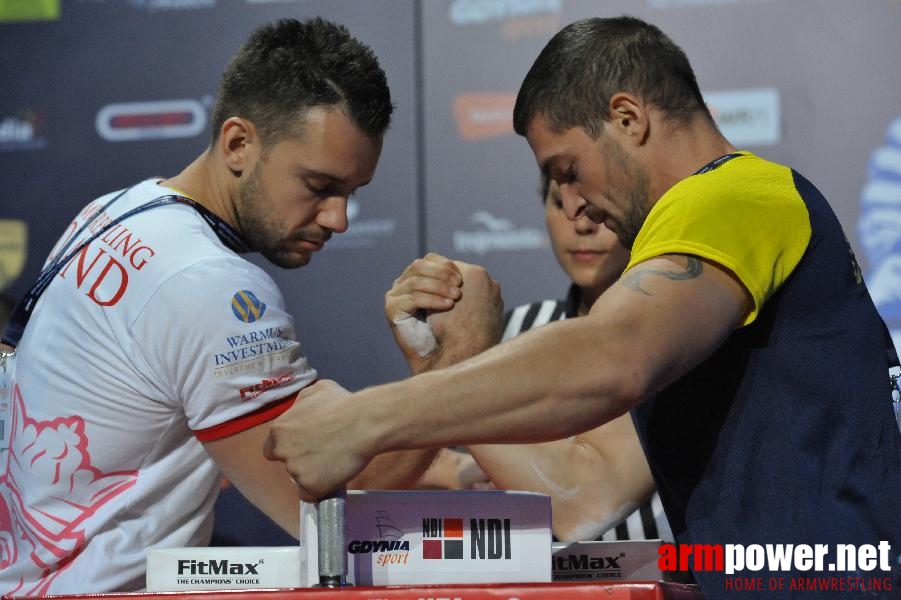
4 581 704 600
2 493 705 599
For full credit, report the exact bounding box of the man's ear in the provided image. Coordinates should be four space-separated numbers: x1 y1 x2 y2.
218 117 259 175
608 92 649 145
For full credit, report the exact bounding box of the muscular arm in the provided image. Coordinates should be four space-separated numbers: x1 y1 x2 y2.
267 254 751 501
373 254 748 446
336 253 506 491
468 413 654 541
204 417 302 538
201 397 443 541
359 253 503 491
347 448 440 491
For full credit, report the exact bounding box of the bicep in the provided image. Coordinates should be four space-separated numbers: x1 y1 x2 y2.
593 254 751 399
468 413 655 541
469 412 653 498
202 411 300 539
571 413 654 502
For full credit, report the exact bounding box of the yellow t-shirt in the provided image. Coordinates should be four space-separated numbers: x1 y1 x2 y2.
626 152 811 325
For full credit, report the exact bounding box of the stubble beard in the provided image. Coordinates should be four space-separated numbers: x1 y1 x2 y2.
236 168 311 269
619 173 651 250
603 138 651 250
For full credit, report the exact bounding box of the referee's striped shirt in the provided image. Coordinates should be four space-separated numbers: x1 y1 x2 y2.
503 284 673 542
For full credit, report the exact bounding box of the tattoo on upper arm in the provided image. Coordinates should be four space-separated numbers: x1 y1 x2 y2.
621 256 703 296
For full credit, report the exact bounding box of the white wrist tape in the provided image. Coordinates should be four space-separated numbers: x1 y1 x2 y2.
393 312 437 358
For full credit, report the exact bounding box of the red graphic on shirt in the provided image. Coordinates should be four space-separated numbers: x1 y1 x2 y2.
0 384 138 596
52 204 158 309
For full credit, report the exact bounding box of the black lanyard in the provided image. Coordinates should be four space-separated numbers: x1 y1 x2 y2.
1 186 248 348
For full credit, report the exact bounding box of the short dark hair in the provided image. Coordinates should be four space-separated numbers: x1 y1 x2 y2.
513 16 710 138
211 17 393 145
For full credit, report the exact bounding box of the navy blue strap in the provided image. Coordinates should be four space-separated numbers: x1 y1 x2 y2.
172 195 250 255
693 152 743 175
1 189 248 348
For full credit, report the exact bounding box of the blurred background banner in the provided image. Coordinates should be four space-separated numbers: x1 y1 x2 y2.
2 0 899 545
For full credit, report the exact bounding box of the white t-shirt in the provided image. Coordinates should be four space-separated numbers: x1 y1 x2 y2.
0 179 316 595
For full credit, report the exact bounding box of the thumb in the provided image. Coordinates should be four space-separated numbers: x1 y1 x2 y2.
393 310 437 357
262 431 279 461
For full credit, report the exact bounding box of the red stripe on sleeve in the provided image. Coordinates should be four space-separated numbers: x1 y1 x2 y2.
194 394 296 443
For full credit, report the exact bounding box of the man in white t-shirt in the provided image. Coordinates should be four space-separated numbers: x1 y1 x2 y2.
0 17 501 596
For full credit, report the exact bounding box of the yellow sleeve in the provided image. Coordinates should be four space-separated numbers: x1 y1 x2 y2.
626 154 811 325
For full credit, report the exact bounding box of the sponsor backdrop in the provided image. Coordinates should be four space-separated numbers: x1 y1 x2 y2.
1 0 899 545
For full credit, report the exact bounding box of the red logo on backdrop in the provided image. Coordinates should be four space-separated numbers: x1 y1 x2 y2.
95 99 207 142
452 93 516 141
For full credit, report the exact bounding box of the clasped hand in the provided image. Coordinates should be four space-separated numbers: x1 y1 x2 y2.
263 253 502 501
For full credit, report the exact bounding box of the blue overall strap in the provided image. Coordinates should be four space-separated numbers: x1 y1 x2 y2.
1 192 248 348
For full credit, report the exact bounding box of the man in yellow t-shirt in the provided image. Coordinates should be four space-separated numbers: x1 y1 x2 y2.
265 16 901 596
